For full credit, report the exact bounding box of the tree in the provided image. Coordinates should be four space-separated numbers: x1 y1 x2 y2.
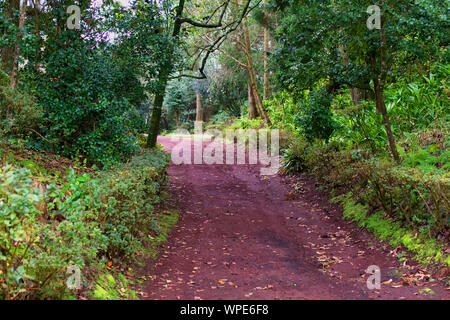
164 78 196 129
270 0 446 162
205 0 271 122
145 0 259 148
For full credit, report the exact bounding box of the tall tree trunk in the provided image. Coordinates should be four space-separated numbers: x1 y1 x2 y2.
263 28 270 100
243 15 270 125
350 88 360 106
196 92 203 122
175 111 180 129
248 83 257 119
263 0 271 100
374 0 400 163
374 79 400 163
9 0 26 90
147 0 186 148
147 80 168 148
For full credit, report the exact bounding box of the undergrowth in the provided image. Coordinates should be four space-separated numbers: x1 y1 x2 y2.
332 194 450 267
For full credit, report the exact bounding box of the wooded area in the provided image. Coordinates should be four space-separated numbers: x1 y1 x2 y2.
0 0 448 300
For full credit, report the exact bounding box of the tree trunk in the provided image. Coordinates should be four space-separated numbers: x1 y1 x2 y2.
248 83 257 119
196 92 203 122
350 88 360 106
374 79 400 163
175 111 180 129
147 0 186 148
147 84 167 148
263 28 270 101
9 0 26 90
373 0 400 163
243 15 270 125
263 0 271 100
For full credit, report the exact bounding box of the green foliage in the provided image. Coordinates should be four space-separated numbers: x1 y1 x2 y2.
280 138 309 175
230 117 264 130
264 91 299 134
306 145 449 238
400 124 450 173
0 165 43 299
266 89 337 142
206 72 248 118
205 110 234 131
0 1 154 166
331 93 385 152
93 150 170 257
386 61 450 134
0 148 170 299
296 89 337 141
334 194 449 266
271 0 446 95
164 78 196 129
90 272 138 300
0 165 105 299
32 41 141 167
0 73 43 138
269 0 447 158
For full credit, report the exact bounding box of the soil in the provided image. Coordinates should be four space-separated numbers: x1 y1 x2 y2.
142 136 449 300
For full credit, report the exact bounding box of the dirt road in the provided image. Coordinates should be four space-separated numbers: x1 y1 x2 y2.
143 136 449 300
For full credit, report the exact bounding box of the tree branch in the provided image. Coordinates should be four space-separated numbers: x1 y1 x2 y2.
180 0 230 28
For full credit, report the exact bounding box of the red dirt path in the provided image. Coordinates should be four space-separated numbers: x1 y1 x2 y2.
142 136 449 300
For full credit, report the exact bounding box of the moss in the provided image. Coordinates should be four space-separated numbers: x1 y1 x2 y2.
140 209 179 262
89 272 138 300
334 193 450 267
88 208 179 300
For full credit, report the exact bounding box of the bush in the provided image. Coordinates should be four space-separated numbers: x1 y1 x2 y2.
0 148 170 299
280 138 309 175
93 149 170 257
296 88 337 141
0 72 43 139
0 165 105 299
230 117 264 130
306 145 449 239
334 194 449 266
264 91 299 134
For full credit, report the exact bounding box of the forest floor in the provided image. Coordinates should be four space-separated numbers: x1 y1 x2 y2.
141 136 449 300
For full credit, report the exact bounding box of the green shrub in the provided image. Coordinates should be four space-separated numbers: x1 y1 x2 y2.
0 148 170 299
93 149 170 257
296 88 337 141
280 138 309 175
334 194 449 266
307 145 449 238
0 77 43 139
230 117 264 130
265 91 299 134
0 165 104 299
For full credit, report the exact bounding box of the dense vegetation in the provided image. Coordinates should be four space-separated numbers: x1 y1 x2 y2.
158 0 449 263
0 0 448 299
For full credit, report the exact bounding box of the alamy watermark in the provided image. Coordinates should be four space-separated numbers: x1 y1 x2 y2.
367 5 381 30
66 265 82 290
67 5 81 30
169 122 280 176
366 265 381 290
